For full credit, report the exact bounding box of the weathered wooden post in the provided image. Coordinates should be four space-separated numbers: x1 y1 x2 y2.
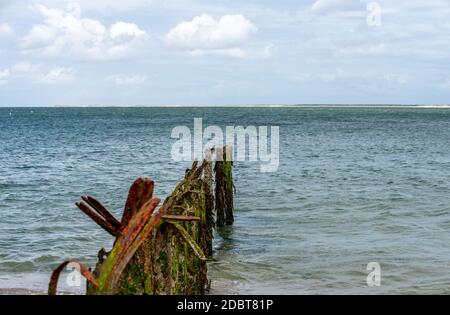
214 145 234 227
203 147 215 257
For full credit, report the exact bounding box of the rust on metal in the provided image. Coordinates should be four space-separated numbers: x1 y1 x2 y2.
76 202 121 237
120 178 154 229
81 196 121 229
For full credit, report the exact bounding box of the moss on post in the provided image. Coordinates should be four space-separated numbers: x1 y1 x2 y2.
215 145 234 227
203 148 215 256
149 161 211 294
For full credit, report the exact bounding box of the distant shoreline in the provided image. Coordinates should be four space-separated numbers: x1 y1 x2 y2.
2 104 450 109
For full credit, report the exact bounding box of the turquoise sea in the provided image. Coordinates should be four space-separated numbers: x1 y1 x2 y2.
1 107 450 294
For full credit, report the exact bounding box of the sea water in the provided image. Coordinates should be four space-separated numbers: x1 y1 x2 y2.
1 107 450 294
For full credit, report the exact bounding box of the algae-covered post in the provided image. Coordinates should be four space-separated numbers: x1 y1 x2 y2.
214 145 234 227
48 145 235 295
204 147 215 257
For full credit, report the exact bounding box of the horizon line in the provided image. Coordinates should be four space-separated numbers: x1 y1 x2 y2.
1 103 450 108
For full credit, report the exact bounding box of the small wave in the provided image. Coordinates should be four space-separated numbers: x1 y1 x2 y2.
0 261 36 273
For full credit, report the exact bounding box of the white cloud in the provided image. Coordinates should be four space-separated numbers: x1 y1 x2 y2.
10 61 41 78
0 69 10 85
41 0 156 11
107 74 148 86
188 48 247 59
339 43 387 56
288 68 411 87
110 22 147 39
384 74 409 85
22 3 148 60
38 67 75 84
299 0 450 67
41 0 203 12
166 14 256 58
22 24 57 48
0 62 75 85
311 0 363 13
0 61 40 85
0 22 13 37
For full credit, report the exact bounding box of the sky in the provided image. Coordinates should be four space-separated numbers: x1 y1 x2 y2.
0 0 449 106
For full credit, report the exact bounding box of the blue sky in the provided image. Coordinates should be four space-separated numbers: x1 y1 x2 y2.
0 0 449 106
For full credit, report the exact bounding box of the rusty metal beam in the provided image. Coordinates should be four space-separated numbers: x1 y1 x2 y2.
76 202 121 237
